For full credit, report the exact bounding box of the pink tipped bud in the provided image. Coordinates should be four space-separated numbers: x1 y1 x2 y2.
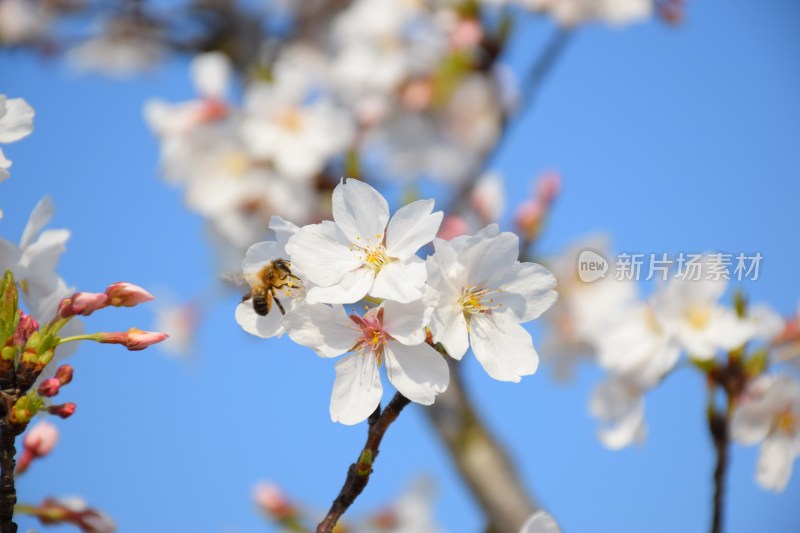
536 171 561 207
34 497 116 533
253 483 297 520
104 282 155 308
99 328 168 351
438 216 470 241
58 292 109 318
17 421 59 474
55 365 74 385
13 312 39 347
450 18 483 50
48 403 76 419
38 378 61 397
514 201 543 231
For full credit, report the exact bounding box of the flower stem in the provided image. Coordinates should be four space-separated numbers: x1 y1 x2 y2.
316 392 411 533
57 333 102 345
708 406 729 533
0 422 21 533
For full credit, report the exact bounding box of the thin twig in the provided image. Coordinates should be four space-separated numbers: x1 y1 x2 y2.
316 392 411 533
708 408 729 533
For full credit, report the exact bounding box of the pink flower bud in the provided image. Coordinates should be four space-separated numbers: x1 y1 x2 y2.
55 364 74 385
104 283 155 308
253 482 296 519
438 216 469 241
450 18 483 50
48 403 76 419
58 292 109 318
13 311 38 347
38 378 61 397
536 171 561 207
17 421 59 474
99 328 168 351
34 497 116 533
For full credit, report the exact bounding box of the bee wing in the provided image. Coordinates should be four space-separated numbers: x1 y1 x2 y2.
220 272 258 288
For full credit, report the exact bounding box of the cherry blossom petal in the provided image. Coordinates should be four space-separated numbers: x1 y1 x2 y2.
283 304 358 358
465 230 519 286
243 241 284 273
384 199 443 260
235 302 285 339
370 259 425 303
0 97 34 143
20 196 54 250
330 353 383 425
0 148 9 181
306 268 373 305
191 52 231 100
756 434 795 492
469 314 538 382
491 262 558 322
731 401 773 445
285 223 361 287
332 179 389 248
520 511 561 533
589 378 647 450
382 300 432 345
430 305 469 360
268 215 300 248
384 341 449 405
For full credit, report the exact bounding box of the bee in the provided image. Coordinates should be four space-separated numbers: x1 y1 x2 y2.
228 259 301 316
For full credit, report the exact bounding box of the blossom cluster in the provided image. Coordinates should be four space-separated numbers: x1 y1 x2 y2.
0 98 168 533
235 178 558 424
136 0 668 274
544 236 800 492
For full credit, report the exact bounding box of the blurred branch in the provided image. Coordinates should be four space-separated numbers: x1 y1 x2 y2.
447 29 572 216
424 358 536 533
708 408 728 533
316 393 411 533
706 352 745 533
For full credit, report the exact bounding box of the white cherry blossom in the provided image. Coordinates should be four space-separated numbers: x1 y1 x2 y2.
144 52 231 137
731 374 800 492
285 179 443 304
541 235 637 379
0 93 35 181
424 225 557 382
589 376 647 449
522 0 652 27
235 216 306 340
653 274 755 361
595 303 680 389
0 197 70 311
284 300 449 425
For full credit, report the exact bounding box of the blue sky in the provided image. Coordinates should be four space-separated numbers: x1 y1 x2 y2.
2 1 800 532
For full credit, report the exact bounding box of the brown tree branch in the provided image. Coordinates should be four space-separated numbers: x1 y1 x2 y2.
316 392 411 533
708 408 728 533
424 358 536 533
0 421 22 533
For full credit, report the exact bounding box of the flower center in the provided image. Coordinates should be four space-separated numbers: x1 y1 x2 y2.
351 235 392 272
349 308 390 365
686 305 711 329
280 109 304 132
460 285 503 316
776 407 798 435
